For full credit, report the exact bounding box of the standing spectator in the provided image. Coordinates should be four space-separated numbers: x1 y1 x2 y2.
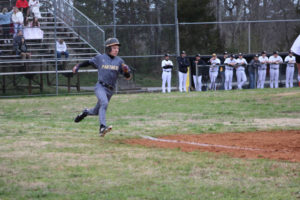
0 8 13 44
224 54 236 90
177 51 189 92
269 51 283 88
13 30 23 54
29 0 41 18
235 53 248 90
290 35 300 87
12 7 24 37
248 54 260 89
17 37 31 59
161 53 173 93
208 53 221 91
191 54 206 91
16 0 29 17
56 39 69 59
219 51 228 90
285 50 296 88
257 51 269 89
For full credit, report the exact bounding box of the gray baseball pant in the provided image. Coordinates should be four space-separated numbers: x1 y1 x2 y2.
87 83 113 126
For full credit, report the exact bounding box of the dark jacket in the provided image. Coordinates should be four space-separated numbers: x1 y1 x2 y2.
191 58 206 76
17 41 28 55
13 35 23 53
248 59 260 73
177 56 190 73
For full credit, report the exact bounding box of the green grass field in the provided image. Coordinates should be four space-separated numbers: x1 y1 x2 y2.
0 88 300 199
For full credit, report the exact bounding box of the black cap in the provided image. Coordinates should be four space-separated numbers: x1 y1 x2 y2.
261 51 267 55
238 53 243 56
230 54 235 58
165 53 170 57
224 51 228 55
273 51 278 55
289 50 293 54
254 54 259 57
195 54 201 57
181 51 186 54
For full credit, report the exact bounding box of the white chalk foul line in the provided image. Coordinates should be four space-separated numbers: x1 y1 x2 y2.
141 135 263 151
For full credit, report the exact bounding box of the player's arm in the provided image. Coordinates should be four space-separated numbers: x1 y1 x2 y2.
72 60 93 73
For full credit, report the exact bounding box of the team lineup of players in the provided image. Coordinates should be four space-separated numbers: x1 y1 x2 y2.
161 50 299 93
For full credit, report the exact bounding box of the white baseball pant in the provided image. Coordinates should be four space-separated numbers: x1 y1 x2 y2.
209 71 218 90
270 68 279 88
225 70 233 90
193 75 202 91
236 70 247 89
162 71 172 93
178 72 187 92
257 69 266 89
286 66 294 88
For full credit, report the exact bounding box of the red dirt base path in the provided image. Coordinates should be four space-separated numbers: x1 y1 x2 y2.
126 130 300 162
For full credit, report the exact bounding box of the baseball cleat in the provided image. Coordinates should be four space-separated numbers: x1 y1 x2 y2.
99 125 112 137
74 109 88 123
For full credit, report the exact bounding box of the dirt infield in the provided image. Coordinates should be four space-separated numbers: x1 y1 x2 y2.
126 130 300 162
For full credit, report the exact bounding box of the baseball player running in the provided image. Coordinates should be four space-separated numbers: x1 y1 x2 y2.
161 53 173 93
269 51 283 88
290 34 300 87
224 54 237 90
235 53 248 89
257 51 269 89
284 50 296 88
208 53 221 90
177 51 190 92
72 38 131 137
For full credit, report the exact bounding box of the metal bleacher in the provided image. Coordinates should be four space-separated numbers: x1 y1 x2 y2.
0 0 103 95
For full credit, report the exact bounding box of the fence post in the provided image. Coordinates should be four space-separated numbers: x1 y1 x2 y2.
54 0 59 95
248 23 251 54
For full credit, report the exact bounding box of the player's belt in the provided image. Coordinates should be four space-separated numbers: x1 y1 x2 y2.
163 70 171 72
99 81 114 90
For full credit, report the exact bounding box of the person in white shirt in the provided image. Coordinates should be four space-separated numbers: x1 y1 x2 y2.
224 54 236 90
209 53 221 90
161 54 173 93
12 7 24 37
284 50 296 88
290 35 300 87
257 51 269 89
29 0 41 18
56 39 69 59
235 53 248 89
269 51 283 88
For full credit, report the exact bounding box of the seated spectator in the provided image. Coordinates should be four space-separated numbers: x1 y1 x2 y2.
17 37 31 59
13 30 23 54
23 17 43 40
0 8 13 44
12 7 24 37
29 0 41 18
56 39 69 59
16 0 29 17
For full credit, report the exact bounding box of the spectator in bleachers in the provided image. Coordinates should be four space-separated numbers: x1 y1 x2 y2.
56 39 69 59
0 8 13 44
13 30 23 54
248 54 260 89
29 0 41 18
235 53 248 89
269 51 283 88
17 37 31 59
16 0 29 17
284 50 296 88
12 7 24 37
23 17 43 40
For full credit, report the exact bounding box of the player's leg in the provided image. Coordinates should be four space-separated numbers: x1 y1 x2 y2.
286 67 290 88
236 71 241 89
193 75 197 91
290 67 295 88
262 70 266 88
198 75 202 91
183 73 187 92
178 72 183 92
242 71 247 89
270 69 274 88
167 72 172 93
162 71 167 93
224 70 229 90
229 71 233 90
274 69 279 88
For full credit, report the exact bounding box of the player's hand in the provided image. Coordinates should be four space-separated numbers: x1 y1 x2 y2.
122 64 129 73
72 65 78 74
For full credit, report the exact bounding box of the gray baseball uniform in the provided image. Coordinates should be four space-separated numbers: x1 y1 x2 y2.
77 53 128 126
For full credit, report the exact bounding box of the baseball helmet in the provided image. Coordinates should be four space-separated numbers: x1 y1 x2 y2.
254 54 259 57
105 38 121 47
230 54 235 58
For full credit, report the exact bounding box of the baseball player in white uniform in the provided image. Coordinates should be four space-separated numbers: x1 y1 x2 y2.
257 51 269 89
269 51 283 88
224 54 236 90
284 51 296 88
235 53 248 89
209 53 221 90
290 35 300 87
161 54 173 93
